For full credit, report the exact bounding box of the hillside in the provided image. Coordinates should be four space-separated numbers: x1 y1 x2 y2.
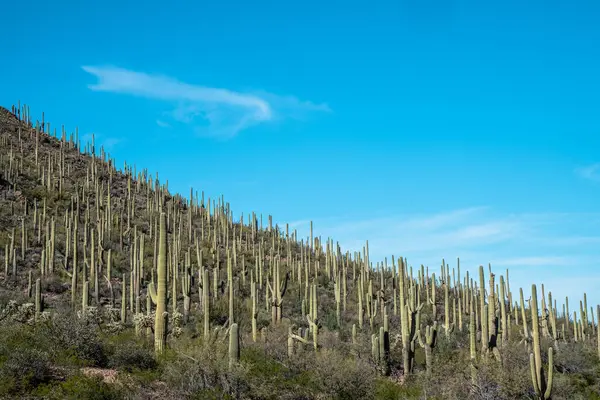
0 102 599 400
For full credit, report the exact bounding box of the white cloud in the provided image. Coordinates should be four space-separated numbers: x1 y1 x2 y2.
281 207 600 306
312 207 527 257
575 163 600 182
156 119 171 128
82 65 330 138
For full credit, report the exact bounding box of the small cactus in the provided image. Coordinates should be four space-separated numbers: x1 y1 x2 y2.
418 321 438 375
229 323 240 370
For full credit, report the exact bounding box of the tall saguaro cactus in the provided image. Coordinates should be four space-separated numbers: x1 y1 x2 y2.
202 267 210 340
34 278 42 320
149 211 168 354
268 259 289 325
529 284 553 400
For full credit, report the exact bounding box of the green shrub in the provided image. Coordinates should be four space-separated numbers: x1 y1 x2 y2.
163 337 232 398
0 347 54 395
108 340 156 372
43 274 69 294
38 374 124 400
375 378 421 400
41 313 108 367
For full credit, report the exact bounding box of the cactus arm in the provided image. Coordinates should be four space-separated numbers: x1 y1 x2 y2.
148 282 157 304
279 271 290 298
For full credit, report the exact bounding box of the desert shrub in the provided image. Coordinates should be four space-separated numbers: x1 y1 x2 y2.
210 296 234 326
36 374 124 400
554 341 598 374
22 186 48 202
241 346 313 399
552 342 600 399
309 348 377 400
417 342 472 400
375 378 421 400
261 322 294 362
163 337 234 398
317 274 330 287
40 313 108 367
108 337 157 372
494 342 534 399
255 309 271 331
245 343 376 399
187 388 234 400
323 308 339 331
0 347 54 395
42 274 69 294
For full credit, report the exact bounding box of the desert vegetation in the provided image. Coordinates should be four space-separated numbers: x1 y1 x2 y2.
0 102 599 399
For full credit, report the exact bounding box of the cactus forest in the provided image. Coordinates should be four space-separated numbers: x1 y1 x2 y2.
0 102 599 400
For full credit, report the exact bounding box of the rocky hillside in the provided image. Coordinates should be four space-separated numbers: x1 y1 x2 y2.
0 103 599 399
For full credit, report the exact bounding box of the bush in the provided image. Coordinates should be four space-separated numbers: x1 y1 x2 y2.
163 338 233 398
38 374 124 400
43 275 69 294
108 339 157 372
242 345 313 399
0 347 54 395
375 378 421 400
552 342 600 399
310 349 377 400
41 313 108 367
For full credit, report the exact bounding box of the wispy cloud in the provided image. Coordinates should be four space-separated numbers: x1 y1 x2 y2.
82 65 330 138
284 207 600 305
156 119 171 128
575 163 600 182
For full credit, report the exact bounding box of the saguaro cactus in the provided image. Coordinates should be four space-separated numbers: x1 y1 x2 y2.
529 284 553 400
418 321 438 375
399 259 423 375
379 310 391 375
34 278 42 320
149 211 168 354
469 296 477 384
371 333 380 364
268 260 289 325
181 265 192 323
229 323 240 370
201 267 210 340
402 301 423 374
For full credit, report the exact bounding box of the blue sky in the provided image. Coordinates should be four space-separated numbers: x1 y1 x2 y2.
1 1 600 309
